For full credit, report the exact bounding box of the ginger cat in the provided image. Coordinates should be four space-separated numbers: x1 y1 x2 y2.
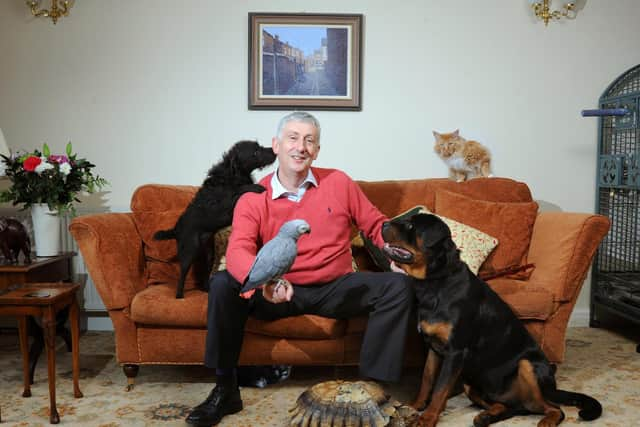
433 130 492 182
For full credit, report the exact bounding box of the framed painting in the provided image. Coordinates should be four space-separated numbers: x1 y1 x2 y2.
248 13 363 111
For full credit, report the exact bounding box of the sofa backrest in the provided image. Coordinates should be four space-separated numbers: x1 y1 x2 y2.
130 177 533 290
131 184 199 288
356 177 532 218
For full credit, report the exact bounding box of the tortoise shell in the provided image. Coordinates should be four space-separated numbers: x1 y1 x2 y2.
288 380 417 427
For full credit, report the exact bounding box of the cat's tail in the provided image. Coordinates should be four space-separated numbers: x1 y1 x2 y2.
478 158 492 177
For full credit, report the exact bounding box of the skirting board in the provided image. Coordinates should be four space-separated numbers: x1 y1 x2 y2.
569 308 590 327
87 316 114 331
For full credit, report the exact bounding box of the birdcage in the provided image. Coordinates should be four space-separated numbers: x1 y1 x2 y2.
590 64 640 328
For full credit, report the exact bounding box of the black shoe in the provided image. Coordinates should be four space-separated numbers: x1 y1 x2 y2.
268 365 292 384
186 382 243 426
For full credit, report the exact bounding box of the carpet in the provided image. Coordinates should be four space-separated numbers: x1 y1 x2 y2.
0 327 639 426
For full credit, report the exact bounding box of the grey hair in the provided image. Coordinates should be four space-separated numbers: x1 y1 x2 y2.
276 111 321 144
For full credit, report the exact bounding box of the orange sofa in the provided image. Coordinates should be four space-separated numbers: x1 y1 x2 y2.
69 177 610 388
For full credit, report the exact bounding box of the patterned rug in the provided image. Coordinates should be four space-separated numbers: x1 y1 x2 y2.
0 327 639 426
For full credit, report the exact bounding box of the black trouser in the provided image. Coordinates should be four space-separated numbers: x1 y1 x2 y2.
204 270 414 383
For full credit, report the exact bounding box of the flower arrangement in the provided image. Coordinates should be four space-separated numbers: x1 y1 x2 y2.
0 142 108 214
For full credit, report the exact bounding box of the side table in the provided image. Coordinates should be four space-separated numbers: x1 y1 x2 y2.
0 253 79 384
0 282 83 424
0 252 74 291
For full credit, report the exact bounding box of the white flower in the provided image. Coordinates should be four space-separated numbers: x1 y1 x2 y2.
59 162 71 176
34 160 54 174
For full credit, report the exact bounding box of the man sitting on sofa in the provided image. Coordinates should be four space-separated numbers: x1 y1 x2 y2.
186 111 414 426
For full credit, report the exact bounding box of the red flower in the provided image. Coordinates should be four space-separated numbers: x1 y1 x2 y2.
23 156 42 172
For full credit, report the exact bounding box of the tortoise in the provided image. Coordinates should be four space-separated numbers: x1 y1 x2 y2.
288 380 418 427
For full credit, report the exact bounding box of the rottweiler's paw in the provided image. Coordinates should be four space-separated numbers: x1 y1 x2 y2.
473 413 491 427
413 413 438 427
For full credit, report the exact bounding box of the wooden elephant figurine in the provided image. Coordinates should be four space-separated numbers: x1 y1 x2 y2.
0 217 32 264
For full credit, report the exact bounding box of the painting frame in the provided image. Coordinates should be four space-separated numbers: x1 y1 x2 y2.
248 13 363 111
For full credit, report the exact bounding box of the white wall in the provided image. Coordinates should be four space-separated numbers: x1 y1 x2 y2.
1 0 639 322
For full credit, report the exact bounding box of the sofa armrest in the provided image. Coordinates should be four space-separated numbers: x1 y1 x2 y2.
527 212 610 302
69 213 146 310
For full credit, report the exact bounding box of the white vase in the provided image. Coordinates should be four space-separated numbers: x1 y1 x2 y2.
30 203 61 257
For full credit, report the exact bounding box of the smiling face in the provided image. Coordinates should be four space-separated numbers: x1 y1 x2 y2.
272 119 320 180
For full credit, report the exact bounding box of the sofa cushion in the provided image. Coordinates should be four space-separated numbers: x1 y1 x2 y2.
130 285 208 327
129 279 553 335
130 285 348 339
435 190 538 279
487 278 556 320
245 315 347 339
208 226 233 272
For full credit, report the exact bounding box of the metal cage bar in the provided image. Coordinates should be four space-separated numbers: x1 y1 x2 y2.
591 64 640 325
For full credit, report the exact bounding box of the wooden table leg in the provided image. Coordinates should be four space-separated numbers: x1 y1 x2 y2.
17 316 31 398
69 297 83 398
43 306 60 424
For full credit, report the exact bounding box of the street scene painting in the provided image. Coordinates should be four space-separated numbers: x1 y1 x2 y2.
249 14 362 110
261 25 348 97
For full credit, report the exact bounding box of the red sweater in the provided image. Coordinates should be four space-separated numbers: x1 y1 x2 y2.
226 167 387 291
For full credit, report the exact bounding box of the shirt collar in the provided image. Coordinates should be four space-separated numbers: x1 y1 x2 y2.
271 168 317 200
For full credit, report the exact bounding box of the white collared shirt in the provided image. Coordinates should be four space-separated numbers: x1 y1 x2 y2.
271 168 317 202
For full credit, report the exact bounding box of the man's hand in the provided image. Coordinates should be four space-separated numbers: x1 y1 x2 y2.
262 279 294 303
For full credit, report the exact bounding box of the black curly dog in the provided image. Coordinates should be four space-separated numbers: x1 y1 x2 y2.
154 140 276 298
382 213 602 427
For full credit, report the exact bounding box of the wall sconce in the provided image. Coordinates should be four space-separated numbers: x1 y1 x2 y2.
27 0 73 25
529 0 576 26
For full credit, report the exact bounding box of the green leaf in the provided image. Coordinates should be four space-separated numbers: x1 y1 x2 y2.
43 143 50 157
66 142 73 156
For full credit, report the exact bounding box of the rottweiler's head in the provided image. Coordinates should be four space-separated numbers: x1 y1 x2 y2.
381 213 460 280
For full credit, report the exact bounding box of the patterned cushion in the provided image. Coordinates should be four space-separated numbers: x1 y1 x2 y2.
212 226 232 271
423 208 499 274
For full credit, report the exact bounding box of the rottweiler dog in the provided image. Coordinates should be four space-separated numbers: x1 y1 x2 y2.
381 213 602 427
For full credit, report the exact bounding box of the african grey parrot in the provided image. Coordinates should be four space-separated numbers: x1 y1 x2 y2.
241 219 311 293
